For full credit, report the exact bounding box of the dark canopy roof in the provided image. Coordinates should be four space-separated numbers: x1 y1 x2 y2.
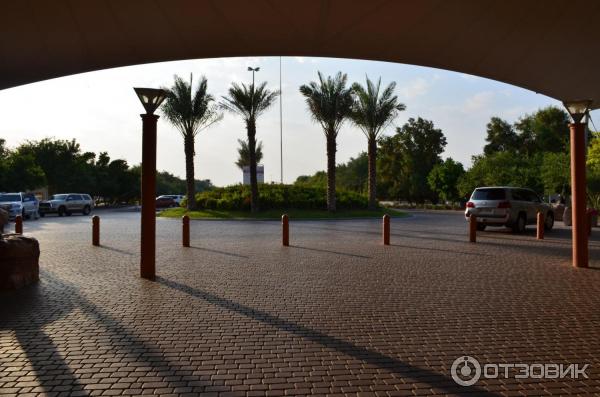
2 0 599 108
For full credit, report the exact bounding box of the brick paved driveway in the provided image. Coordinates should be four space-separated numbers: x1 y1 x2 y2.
2 210 600 396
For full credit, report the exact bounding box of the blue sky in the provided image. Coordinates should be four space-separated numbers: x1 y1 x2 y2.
0 56 591 186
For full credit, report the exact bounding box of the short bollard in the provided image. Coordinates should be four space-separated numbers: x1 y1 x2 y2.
282 214 289 246
382 214 390 245
92 215 100 246
589 212 593 237
15 215 23 234
469 215 477 243
536 212 544 240
182 215 190 247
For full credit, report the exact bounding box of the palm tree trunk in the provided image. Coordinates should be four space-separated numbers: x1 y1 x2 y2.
184 134 196 211
326 134 337 212
368 136 377 210
247 119 260 213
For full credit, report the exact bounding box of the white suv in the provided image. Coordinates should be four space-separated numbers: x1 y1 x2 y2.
0 192 39 220
465 187 554 233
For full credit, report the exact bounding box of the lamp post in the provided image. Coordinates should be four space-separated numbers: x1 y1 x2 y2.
134 87 168 280
247 66 260 87
564 99 593 268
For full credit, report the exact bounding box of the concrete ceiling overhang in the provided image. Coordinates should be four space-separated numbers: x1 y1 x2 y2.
2 0 600 109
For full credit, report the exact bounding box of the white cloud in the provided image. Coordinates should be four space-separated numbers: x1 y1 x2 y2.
400 77 433 99
463 91 494 113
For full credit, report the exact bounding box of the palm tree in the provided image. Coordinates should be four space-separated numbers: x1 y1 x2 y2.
221 82 279 213
299 72 353 212
235 139 263 170
350 76 405 210
162 75 222 210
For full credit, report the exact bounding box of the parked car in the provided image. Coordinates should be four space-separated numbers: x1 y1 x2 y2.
465 187 554 233
156 196 177 208
0 192 39 220
39 193 94 216
158 195 185 205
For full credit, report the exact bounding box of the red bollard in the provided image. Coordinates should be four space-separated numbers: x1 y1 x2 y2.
382 214 390 245
282 214 289 246
92 215 100 246
537 212 544 240
469 214 477 243
182 215 190 247
15 215 23 234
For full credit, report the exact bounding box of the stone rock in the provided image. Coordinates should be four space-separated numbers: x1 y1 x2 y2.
0 234 40 289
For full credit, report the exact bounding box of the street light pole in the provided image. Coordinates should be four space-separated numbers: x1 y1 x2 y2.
247 66 260 88
279 56 283 184
134 88 168 281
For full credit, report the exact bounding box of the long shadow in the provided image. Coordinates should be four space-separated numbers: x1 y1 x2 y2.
0 270 211 395
290 244 371 259
155 276 500 396
390 243 491 257
97 245 134 256
190 245 249 259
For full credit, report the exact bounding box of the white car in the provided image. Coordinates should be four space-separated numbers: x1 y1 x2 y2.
0 192 39 220
158 195 184 206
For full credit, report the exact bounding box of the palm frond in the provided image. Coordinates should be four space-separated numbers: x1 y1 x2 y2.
161 74 222 138
299 71 353 138
350 75 405 139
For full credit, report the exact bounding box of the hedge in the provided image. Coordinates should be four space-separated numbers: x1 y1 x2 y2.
193 184 369 211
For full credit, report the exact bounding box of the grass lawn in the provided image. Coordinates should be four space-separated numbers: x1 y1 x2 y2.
159 207 408 220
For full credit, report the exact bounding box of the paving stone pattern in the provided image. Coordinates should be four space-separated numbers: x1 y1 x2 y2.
1 210 600 396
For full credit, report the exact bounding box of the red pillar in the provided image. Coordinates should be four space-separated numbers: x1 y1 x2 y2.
282 214 289 246
92 215 100 246
382 215 390 245
570 122 588 268
182 215 190 247
140 114 159 280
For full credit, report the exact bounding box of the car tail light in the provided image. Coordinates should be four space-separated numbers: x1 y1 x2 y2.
466 201 475 208
497 201 511 209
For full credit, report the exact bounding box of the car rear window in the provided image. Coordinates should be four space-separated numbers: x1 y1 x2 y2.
472 188 506 200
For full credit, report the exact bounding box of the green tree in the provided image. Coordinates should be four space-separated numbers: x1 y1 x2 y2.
2 152 46 191
294 152 368 193
457 152 543 197
235 139 263 170
350 76 405 209
514 106 570 154
299 72 354 212
427 158 465 203
221 81 279 213
483 117 519 155
395 117 447 203
162 75 222 210
540 152 570 196
17 138 93 194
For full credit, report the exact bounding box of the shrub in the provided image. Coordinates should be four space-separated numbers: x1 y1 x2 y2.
193 184 368 211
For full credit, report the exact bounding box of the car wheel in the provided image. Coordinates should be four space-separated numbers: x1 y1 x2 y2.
83 205 91 215
34 211 39 220
58 206 66 217
512 213 526 234
544 212 554 231
476 224 486 231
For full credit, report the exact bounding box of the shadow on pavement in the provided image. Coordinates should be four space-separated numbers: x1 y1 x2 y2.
289 244 371 259
156 276 501 397
0 270 210 395
189 245 249 259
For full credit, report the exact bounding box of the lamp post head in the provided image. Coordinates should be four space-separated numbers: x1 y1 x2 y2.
563 99 593 124
247 67 260 72
134 87 168 115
